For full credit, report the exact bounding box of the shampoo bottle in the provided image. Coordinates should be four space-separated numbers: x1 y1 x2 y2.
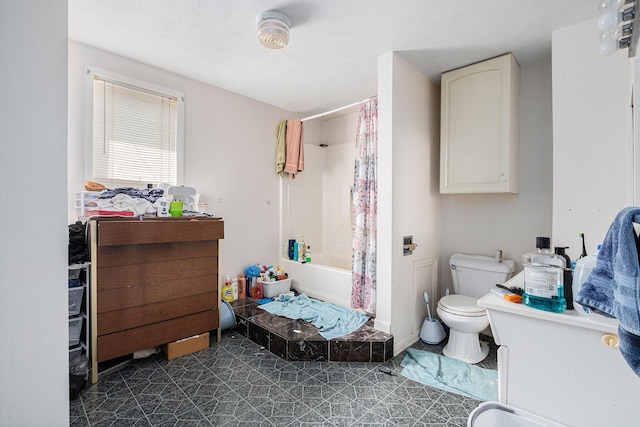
297 236 306 263
294 235 301 261
238 274 246 299
231 277 239 300
255 278 264 299
522 237 566 313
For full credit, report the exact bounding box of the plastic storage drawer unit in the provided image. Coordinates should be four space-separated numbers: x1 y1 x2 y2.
68 287 84 316
69 346 82 363
68 317 83 347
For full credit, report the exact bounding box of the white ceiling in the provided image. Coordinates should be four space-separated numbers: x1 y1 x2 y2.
69 1 600 116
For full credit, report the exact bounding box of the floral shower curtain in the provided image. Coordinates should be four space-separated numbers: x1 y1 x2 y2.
351 96 378 314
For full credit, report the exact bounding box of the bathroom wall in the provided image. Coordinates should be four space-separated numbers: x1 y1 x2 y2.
439 57 554 293
378 52 441 352
68 41 293 278
552 19 632 258
1 1 70 424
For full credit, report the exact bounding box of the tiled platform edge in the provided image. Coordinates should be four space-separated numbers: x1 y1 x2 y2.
230 298 394 363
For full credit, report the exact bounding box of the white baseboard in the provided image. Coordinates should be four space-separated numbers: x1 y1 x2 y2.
393 331 420 357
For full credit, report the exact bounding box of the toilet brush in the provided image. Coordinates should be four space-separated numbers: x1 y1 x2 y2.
420 291 447 344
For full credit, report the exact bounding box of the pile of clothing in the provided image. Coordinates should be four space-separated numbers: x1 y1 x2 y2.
96 187 165 216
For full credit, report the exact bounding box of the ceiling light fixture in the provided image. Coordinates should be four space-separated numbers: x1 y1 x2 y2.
257 10 291 49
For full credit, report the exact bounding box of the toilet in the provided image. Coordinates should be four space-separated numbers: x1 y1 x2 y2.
437 253 515 364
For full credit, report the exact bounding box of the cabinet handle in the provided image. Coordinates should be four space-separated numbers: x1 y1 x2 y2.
602 334 620 349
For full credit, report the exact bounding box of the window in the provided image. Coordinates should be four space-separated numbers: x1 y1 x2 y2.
86 67 184 188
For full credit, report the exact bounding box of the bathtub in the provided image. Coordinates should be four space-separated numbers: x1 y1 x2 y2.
281 256 352 309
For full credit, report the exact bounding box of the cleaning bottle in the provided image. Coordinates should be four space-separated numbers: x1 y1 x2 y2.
222 275 234 303
522 237 566 313
554 247 573 310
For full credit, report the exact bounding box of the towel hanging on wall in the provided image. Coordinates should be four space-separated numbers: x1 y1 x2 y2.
284 119 304 179
275 120 287 176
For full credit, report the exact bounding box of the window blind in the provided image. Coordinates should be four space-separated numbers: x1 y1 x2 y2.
92 76 178 186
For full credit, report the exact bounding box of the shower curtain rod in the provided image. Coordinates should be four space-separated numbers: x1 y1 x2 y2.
300 98 371 122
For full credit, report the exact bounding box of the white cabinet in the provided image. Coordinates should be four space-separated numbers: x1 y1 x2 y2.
479 273 640 427
440 53 520 194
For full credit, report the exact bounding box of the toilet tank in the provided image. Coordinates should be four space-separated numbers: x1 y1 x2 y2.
450 253 516 298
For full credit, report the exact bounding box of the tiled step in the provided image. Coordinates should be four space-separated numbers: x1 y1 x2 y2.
230 298 394 362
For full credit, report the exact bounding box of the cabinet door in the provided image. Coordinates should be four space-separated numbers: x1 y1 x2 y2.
440 54 519 194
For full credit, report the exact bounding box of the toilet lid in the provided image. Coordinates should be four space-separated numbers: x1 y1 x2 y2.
438 295 486 317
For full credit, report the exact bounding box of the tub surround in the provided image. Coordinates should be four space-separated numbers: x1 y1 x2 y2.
281 258 352 309
231 298 394 363
479 272 639 426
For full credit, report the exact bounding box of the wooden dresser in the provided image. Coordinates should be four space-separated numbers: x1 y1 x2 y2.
88 217 224 382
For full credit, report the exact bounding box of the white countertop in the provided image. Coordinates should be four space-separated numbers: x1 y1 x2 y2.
478 271 619 335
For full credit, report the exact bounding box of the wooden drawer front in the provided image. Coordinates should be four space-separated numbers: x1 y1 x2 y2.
98 219 224 246
98 275 216 313
98 291 217 335
97 240 217 267
97 257 216 291
97 310 219 362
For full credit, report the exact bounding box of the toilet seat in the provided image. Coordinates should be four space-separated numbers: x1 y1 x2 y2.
438 295 486 317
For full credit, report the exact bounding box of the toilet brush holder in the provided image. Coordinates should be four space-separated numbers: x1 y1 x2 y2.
420 318 446 345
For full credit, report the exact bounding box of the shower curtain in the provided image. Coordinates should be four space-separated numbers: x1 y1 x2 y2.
351 96 378 314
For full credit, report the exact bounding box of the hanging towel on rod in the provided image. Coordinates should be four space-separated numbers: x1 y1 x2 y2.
576 206 640 377
275 120 287 176
284 119 304 178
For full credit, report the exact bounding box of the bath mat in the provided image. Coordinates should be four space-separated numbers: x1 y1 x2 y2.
400 348 498 401
259 293 369 340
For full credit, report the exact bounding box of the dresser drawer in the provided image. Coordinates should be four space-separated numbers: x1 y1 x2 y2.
97 309 219 362
98 218 224 246
97 291 218 335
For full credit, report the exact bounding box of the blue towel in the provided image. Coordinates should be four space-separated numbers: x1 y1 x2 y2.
400 348 498 401
576 206 640 376
259 293 369 340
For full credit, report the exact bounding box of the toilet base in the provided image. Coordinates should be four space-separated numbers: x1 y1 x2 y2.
443 330 489 364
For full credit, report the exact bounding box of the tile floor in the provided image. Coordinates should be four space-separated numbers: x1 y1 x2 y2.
70 331 498 426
